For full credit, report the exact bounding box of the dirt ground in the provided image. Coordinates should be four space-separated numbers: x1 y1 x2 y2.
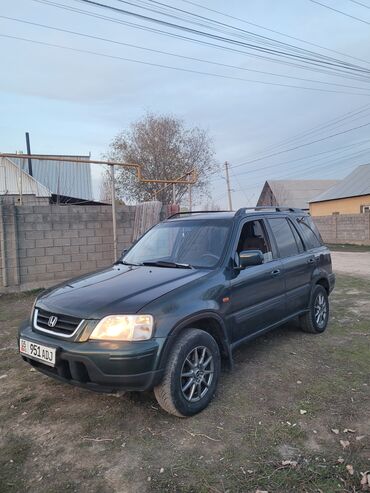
0 275 369 493
331 251 370 279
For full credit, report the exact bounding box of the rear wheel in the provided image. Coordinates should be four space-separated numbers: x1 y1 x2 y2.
300 285 329 334
154 329 221 417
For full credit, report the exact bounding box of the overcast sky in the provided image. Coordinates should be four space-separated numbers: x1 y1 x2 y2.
1 0 370 208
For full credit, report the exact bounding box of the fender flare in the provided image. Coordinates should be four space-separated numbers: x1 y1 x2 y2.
157 311 233 371
311 268 330 292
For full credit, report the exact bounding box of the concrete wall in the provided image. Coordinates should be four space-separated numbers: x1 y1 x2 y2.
310 195 370 216
0 204 136 293
0 195 50 206
313 213 370 245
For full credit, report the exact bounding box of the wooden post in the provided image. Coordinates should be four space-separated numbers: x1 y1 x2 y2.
188 180 192 211
110 165 118 261
224 161 233 211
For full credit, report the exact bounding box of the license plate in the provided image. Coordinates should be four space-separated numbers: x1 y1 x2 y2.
19 338 56 367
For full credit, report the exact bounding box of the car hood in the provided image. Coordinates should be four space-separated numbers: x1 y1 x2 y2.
37 264 209 319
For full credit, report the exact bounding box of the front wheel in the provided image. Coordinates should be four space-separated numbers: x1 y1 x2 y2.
154 329 221 417
299 285 329 334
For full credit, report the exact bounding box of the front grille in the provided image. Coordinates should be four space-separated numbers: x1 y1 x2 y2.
33 308 83 337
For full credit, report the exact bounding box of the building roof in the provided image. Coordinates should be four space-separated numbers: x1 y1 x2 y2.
10 155 93 201
258 179 339 209
0 157 51 197
310 164 370 203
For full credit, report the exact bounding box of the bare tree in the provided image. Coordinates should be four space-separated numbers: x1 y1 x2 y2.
203 202 222 211
105 113 218 204
99 167 112 203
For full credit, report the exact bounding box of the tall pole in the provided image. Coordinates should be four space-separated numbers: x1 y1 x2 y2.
188 178 192 211
25 132 33 177
110 165 118 261
19 164 23 205
224 161 233 211
172 183 176 205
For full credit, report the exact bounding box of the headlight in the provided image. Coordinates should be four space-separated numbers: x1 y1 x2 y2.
89 315 154 341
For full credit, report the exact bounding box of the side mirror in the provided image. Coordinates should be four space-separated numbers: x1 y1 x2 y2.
239 250 264 269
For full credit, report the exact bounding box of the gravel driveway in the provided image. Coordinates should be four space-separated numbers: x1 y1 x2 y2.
331 250 370 279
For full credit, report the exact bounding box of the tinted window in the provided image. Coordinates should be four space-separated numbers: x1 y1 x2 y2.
268 218 299 258
296 216 323 249
288 220 305 253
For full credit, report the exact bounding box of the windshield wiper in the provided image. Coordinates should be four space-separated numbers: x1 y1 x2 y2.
115 260 141 266
141 260 192 269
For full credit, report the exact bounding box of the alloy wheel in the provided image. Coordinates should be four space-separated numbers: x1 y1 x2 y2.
314 293 327 328
180 346 214 403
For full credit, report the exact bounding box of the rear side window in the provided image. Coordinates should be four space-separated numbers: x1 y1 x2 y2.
296 216 323 249
268 218 299 258
288 220 305 253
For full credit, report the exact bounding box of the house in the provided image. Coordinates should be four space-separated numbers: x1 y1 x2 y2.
256 179 339 210
0 157 51 205
309 164 370 216
10 154 94 204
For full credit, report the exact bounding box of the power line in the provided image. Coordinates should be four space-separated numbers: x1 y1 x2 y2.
209 138 370 185
119 0 366 71
180 0 370 66
74 0 370 77
3 15 370 92
2 33 370 96
231 121 370 170
228 103 370 165
212 147 370 202
231 139 370 179
346 0 370 9
309 0 370 25
31 0 370 83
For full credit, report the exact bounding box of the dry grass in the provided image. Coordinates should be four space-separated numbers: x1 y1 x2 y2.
0 276 369 493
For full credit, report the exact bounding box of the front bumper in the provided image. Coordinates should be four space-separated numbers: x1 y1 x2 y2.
18 321 165 393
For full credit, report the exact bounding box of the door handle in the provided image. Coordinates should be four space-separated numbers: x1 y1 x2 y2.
271 269 281 277
307 258 315 264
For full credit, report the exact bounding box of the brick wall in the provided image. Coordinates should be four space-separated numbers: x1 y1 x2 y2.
313 213 370 245
0 204 136 293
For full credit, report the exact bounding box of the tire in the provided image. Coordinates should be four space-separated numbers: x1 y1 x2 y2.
154 329 221 417
299 285 329 334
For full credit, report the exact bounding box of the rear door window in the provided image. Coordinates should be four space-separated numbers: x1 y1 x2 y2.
296 216 323 249
268 218 299 258
288 219 305 253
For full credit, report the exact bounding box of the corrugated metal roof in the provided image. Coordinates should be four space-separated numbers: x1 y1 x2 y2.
261 180 339 209
0 157 51 197
10 155 93 201
310 164 370 202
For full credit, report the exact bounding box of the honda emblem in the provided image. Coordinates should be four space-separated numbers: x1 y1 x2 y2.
48 316 58 328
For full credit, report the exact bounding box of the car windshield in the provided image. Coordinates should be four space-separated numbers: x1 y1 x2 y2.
122 219 232 268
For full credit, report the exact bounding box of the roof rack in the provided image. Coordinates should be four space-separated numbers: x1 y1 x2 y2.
235 206 304 216
166 206 305 220
167 210 230 219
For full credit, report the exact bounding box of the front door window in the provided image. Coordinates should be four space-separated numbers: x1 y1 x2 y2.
236 220 273 264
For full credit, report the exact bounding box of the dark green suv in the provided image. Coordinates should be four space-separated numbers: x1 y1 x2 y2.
19 208 335 416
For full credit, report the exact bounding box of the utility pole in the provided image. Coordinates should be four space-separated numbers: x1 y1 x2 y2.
110 165 118 261
172 183 176 205
25 132 33 177
224 161 233 211
188 177 192 211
